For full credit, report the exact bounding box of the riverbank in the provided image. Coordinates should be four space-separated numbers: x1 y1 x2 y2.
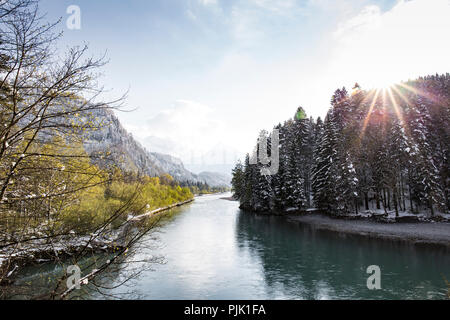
220 196 237 201
0 198 194 285
130 199 194 221
287 213 450 248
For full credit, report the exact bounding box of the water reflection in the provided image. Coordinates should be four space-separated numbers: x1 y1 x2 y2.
8 194 450 300
235 211 450 299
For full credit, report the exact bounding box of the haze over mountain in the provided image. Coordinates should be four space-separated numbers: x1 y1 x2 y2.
123 100 244 177
142 135 241 176
84 108 231 188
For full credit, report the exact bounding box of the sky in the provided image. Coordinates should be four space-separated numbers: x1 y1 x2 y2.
40 0 450 171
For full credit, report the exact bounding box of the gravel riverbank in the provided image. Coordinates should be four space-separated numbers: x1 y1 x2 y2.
287 214 450 248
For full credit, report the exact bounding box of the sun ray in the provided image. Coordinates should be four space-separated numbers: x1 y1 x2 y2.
381 88 388 133
388 84 417 149
387 87 405 125
390 84 411 106
396 82 440 104
360 88 378 105
359 89 380 141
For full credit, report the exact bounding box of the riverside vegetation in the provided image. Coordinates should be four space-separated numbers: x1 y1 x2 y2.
0 0 195 298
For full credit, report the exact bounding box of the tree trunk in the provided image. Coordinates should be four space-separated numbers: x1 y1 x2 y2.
408 182 414 213
394 188 399 218
376 190 381 210
364 192 369 211
400 172 406 211
387 189 391 211
429 197 435 217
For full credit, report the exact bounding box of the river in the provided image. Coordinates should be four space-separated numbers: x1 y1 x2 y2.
11 193 450 299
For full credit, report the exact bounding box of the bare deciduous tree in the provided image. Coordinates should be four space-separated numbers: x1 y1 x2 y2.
0 0 162 299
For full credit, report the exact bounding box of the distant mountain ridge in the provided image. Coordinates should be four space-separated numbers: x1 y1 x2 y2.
197 171 232 188
83 108 230 188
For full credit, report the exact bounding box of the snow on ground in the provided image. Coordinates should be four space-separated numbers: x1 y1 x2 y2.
0 228 125 279
346 208 449 223
287 213 450 246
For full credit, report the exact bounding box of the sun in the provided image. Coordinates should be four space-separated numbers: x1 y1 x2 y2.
357 78 428 146
366 74 399 90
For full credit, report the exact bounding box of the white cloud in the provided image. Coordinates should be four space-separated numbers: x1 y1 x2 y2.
186 9 197 21
145 100 218 153
328 0 450 88
228 0 306 45
198 0 217 6
124 100 244 165
249 0 297 13
334 5 381 37
118 0 450 169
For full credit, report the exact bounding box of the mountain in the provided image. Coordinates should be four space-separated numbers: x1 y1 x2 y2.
185 163 236 177
150 152 200 182
197 172 231 188
150 153 232 187
83 109 164 177
141 135 242 177
82 108 229 188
